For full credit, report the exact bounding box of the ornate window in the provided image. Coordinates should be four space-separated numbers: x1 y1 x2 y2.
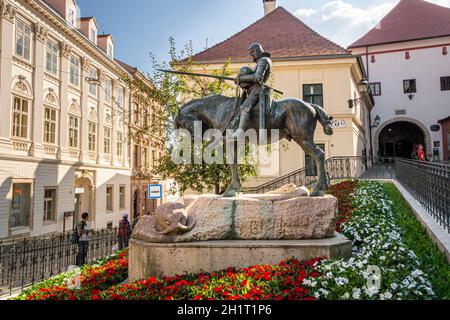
88 68 98 97
103 78 112 105
88 122 97 152
69 55 80 86
15 19 32 61
104 127 111 155
46 39 59 76
133 103 139 124
68 101 80 149
43 107 57 144
117 132 124 157
12 96 29 139
68 116 79 149
115 86 124 108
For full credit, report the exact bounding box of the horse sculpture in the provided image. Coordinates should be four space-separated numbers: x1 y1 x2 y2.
174 94 334 197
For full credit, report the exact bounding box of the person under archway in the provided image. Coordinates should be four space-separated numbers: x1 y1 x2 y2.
417 145 426 162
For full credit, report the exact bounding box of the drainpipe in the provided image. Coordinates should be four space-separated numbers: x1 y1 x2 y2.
366 45 375 158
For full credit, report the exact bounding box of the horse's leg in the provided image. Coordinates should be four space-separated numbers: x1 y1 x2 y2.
223 143 242 197
294 137 329 196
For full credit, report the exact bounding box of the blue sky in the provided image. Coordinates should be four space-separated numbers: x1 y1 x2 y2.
76 0 450 73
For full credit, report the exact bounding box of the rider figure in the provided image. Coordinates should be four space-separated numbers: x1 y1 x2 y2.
232 43 272 138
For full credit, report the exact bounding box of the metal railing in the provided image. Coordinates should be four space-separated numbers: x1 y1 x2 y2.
395 159 450 232
0 228 119 296
243 156 449 232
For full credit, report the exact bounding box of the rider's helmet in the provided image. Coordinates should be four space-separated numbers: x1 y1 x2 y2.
248 43 265 61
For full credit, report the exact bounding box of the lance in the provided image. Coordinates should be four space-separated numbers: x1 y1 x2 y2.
157 69 284 95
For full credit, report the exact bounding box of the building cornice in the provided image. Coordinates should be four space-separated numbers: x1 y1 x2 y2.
20 0 129 77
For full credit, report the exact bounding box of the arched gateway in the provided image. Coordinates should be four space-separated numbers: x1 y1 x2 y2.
374 117 432 159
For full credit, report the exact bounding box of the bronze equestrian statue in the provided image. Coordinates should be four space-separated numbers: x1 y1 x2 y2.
172 43 334 197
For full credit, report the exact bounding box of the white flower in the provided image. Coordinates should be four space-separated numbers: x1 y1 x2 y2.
352 288 361 299
366 286 379 297
380 256 386 261
381 291 393 300
342 292 350 300
319 289 329 297
411 269 424 278
335 277 349 286
314 292 321 299
391 283 398 290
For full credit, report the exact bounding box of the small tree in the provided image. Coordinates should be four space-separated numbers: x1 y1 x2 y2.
124 37 256 195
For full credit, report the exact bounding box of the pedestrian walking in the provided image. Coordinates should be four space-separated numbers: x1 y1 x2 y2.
417 145 426 161
118 214 132 250
76 212 89 266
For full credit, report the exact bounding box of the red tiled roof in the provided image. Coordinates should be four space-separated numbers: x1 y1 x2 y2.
115 59 137 74
191 6 349 63
349 0 450 48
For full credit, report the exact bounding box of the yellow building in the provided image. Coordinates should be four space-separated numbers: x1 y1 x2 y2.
190 3 374 188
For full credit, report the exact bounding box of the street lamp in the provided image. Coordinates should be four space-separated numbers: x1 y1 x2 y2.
85 77 102 86
348 78 370 109
371 115 381 128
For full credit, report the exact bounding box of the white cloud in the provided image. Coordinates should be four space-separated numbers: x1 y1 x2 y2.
320 1 396 28
293 0 450 47
425 0 450 7
295 8 317 18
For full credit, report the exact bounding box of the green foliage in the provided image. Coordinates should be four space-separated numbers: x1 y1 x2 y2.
382 183 450 299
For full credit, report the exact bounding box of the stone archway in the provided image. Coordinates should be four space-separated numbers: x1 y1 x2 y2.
374 117 432 159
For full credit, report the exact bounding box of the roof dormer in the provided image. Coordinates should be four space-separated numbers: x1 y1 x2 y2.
45 0 79 28
80 17 98 44
98 34 115 59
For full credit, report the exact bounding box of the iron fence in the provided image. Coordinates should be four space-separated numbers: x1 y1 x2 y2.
0 228 119 296
395 159 450 232
244 156 449 232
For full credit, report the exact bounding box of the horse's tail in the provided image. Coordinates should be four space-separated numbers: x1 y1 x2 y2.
311 104 334 136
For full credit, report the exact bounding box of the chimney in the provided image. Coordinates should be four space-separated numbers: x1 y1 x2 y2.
263 0 276 15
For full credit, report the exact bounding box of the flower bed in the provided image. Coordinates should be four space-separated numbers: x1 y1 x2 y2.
14 181 449 300
94 258 320 300
304 180 439 300
14 250 129 300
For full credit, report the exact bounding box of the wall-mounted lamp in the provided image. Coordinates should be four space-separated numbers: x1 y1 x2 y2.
348 78 370 109
371 115 381 128
407 92 415 100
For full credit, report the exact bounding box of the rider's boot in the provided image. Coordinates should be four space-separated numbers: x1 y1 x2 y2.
229 111 250 141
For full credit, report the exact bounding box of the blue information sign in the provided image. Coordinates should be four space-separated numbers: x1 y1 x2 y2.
148 184 163 199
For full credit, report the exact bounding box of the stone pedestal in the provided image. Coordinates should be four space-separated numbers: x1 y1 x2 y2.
129 185 351 282
129 235 352 281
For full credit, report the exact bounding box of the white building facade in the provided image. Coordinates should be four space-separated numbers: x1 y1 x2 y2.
0 0 134 239
349 0 450 161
